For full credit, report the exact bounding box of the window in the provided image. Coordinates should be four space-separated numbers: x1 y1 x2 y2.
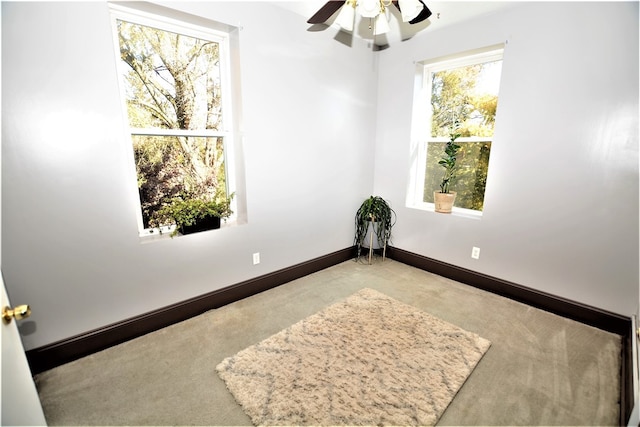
110 5 238 236
409 46 504 215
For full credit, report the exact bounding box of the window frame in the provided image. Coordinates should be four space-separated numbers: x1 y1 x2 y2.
407 45 504 218
109 4 238 237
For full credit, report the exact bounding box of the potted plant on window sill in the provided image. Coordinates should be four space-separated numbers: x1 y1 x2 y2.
152 191 234 237
354 196 396 264
434 126 462 214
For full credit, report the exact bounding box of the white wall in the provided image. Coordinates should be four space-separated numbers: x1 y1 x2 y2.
374 2 639 315
1 1 377 350
2 1 638 352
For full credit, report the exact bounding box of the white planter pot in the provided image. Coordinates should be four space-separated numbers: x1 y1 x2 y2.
362 221 382 249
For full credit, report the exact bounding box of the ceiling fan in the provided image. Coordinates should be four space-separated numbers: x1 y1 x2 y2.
307 0 432 30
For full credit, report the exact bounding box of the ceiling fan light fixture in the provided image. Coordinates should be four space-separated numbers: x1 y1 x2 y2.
398 0 423 22
373 12 390 35
334 2 356 31
357 0 382 18
307 0 432 44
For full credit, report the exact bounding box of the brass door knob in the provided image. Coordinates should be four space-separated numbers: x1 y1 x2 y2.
2 305 31 324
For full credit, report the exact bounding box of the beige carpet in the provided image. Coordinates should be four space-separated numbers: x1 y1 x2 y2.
216 288 491 426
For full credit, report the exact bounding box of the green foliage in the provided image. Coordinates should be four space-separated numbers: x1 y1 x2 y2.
354 196 396 259
152 192 234 237
424 141 491 211
431 65 482 135
117 20 221 131
132 135 227 229
133 136 186 228
438 126 462 194
430 62 499 137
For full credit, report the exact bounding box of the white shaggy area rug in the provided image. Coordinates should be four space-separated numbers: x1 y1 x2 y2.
216 288 491 426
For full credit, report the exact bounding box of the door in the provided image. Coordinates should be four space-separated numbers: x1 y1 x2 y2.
633 277 640 427
1 272 47 426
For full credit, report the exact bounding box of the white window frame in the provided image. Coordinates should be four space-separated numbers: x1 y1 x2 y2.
109 4 238 237
407 45 504 218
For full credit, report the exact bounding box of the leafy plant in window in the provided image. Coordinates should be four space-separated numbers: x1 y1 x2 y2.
434 124 461 213
438 123 462 194
152 190 234 237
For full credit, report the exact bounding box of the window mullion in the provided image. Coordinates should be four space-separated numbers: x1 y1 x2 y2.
427 137 493 143
129 128 229 138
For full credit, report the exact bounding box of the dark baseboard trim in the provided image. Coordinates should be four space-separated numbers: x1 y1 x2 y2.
386 247 630 334
386 246 633 426
26 247 356 375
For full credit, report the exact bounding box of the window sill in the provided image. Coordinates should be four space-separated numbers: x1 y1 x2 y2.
138 219 237 243
138 227 175 244
407 202 483 220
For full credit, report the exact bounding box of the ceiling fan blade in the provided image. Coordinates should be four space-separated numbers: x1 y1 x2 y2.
392 1 432 24
307 1 346 24
409 0 432 24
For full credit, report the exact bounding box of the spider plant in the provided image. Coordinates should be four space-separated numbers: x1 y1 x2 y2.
354 196 396 261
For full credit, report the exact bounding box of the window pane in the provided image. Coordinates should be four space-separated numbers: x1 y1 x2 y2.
133 135 226 228
423 141 491 211
117 20 223 131
431 60 501 138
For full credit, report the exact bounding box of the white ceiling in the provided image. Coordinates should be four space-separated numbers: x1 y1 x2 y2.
272 1 518 47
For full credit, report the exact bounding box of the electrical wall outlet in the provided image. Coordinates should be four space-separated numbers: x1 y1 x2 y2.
471 247 480 259
253 252 260 265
